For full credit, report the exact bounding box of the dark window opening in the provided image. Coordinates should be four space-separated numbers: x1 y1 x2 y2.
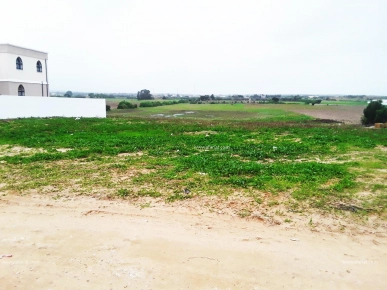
37 61 42 72
18 85 25 96
16 57 23 70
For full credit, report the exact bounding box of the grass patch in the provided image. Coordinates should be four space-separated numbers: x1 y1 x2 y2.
0 116 386 218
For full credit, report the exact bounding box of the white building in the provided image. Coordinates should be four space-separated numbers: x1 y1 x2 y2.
0 44 49 97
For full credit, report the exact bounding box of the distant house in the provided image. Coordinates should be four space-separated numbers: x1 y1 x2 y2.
0 44 49 96
232 95 246 101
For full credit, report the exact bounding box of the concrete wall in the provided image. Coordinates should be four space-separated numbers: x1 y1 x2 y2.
0 95 106 119
0 82 10 95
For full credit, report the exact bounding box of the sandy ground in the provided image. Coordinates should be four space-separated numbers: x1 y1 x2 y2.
287 105 364 124
1 195 386 290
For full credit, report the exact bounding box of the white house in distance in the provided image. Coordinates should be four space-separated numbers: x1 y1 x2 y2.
0 44 49 97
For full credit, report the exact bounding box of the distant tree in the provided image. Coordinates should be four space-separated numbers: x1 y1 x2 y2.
232 95 244 100
305 99 322 106
362 100 387 125
200 95 210 101
272 97 280 103
64 91 73 98
293 95 302 101
137 89 153 100
251 94 261 101
210 94 215 100
89 93 95 98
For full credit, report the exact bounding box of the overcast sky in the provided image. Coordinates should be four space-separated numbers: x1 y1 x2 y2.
1 0 386 95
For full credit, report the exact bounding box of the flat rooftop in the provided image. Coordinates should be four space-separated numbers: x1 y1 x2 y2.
0 44 48 59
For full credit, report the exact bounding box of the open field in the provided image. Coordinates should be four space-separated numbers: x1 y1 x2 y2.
107 102 366 124
1 107 386 288
0 117 386 223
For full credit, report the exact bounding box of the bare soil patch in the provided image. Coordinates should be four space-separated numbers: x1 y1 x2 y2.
0 194 386 289
288 105 364 124
0 145 46 157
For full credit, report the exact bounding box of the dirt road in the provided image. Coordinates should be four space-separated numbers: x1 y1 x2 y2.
1 195 386 289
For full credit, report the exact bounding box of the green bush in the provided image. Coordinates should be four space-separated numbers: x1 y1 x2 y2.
362 101 386 125
304 99 322 106
139 100 188 108
117 101 137 109
106 105 111 111
375 106 387 123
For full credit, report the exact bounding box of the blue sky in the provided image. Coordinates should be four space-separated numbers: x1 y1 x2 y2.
1 0 386 95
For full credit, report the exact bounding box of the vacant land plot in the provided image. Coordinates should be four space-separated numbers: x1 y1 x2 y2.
1 112 386 288
0 117 386 226
287 104 365 124
107 102 366 124
108 103 312 121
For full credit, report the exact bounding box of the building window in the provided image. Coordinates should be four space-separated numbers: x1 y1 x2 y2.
36 61 42 72
18 85 25 96
16 57 23 70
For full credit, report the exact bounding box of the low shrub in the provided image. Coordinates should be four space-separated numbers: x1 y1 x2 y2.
117 101 138 109
304 99 322 106
139 99 188 108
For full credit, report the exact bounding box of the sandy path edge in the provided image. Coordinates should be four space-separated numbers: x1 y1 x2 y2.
0 195 386 290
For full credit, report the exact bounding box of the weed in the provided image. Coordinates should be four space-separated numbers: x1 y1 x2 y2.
166 193 192 202
268 200 279 207
117 188 130 198
372 184 386 192
140 202 151 209
137 189 161 198
238 209 252 218
254 197 263 204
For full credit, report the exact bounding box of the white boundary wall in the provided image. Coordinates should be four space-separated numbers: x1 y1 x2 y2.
0 95 106 119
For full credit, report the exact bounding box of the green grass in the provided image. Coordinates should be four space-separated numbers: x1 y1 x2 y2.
0 116 386 218
107 103 313 121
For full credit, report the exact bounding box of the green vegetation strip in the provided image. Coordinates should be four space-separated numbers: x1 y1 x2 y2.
0 117 386 216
